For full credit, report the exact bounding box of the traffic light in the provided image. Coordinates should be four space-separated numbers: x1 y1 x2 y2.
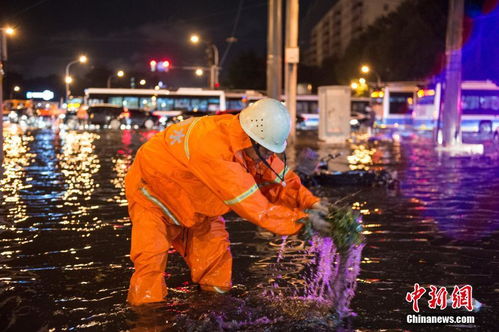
150 60 157 72
160 60 170 72
150 60 171 72
205 47 214 65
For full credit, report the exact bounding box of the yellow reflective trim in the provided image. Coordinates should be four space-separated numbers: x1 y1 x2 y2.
256 166 289 188
184 117 203 160
140 187 181 226
214 286 227 293
224 184 259 205
274 166 289 183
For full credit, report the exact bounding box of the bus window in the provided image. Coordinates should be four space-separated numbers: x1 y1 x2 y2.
140 97 154 110
109 96 123 106
88 98 104 105
207 97 221 111
226 99 245 111
389 92 413 115
191 98 208 111
123 97 139 109
462 90 499 115
175 98 190 110
157 98 174 110
296 100 318 114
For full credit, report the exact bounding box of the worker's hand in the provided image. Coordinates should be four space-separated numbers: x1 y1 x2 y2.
307 210 332 237
311 201 329 215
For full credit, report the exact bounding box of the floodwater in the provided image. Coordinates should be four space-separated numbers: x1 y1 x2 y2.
0 126 498 331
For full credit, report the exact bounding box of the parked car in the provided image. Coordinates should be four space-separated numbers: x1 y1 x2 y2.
87 104 125 129
121 109 159 129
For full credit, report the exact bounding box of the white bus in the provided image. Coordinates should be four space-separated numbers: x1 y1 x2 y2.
376 81 499 133
84 87 226 113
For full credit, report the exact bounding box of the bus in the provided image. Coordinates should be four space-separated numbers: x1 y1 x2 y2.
84 87 371 130
84 87 226 113
224 90 321 128
376 81 499 133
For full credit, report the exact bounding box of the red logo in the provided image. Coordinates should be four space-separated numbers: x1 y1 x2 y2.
406 284 473 312
405 283 426 312
451 285 473 311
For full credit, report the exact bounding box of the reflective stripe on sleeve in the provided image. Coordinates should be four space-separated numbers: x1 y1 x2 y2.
140 187 181 226
184 117 203 160
223 184 259 205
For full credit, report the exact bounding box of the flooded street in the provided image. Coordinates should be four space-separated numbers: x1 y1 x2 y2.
1 127 498 331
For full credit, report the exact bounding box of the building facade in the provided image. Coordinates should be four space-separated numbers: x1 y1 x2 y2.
304 0 405 67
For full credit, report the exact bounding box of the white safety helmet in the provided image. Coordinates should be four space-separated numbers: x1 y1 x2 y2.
239 98 291 153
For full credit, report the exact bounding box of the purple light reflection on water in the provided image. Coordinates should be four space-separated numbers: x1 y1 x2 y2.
266 234 364 320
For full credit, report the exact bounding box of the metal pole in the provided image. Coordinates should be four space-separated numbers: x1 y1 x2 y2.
266 0 282 99
375 72 381 89
285 0 299 139
0 30 6 167
65 60 77 103
212 44 219 88
441 0 464 147
107 75 112 88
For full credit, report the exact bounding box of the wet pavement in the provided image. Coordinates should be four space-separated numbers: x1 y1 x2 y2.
0 125 498 331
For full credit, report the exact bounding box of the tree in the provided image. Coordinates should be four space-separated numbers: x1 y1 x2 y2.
300 0 449 86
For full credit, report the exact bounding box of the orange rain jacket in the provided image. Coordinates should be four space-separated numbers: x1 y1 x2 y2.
125 114 319 304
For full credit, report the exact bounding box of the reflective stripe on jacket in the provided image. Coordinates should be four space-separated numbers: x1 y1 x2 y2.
125 114 319 235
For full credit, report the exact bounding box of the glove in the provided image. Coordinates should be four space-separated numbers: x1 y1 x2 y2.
306 209 332 237
310 200 329 215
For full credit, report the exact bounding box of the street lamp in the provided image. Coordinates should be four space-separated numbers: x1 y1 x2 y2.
10 85 21 99
190 34 200 44
65 54 88 102
1 26 16 164
195 68 204 77
360 64 381 88
189 34 219 89
139 79 146 86
107 70 125 88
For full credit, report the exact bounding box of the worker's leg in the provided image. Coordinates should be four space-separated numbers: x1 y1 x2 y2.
182 216 232 293
127 202 172 305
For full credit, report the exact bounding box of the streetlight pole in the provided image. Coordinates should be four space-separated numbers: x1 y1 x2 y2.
210 43 220 89
190 34 220 89
107 70 125 88
65 55 87 103
65 60 78 101
0 27 14 168
360 65 381 89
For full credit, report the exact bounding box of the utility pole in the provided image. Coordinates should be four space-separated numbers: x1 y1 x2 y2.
440 0 464 147
266 0 282 100
284 0 299 140
0 30 7 167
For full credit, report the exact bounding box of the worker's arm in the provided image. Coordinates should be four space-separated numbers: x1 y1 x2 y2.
189 153 306 236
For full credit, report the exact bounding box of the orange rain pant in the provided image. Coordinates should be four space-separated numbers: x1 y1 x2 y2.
127 202 232 305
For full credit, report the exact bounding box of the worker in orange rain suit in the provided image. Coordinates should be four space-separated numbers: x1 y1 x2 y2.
125 98 331 305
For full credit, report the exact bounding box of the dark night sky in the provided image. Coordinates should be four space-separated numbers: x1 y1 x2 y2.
1 0 317 88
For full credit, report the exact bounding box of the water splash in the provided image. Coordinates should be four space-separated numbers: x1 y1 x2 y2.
262 234 364 322
302 236 364 318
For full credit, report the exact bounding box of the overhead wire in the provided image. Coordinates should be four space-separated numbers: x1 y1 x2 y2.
220 0 245 67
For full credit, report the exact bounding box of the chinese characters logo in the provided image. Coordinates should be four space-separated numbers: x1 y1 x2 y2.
406 284 473 312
